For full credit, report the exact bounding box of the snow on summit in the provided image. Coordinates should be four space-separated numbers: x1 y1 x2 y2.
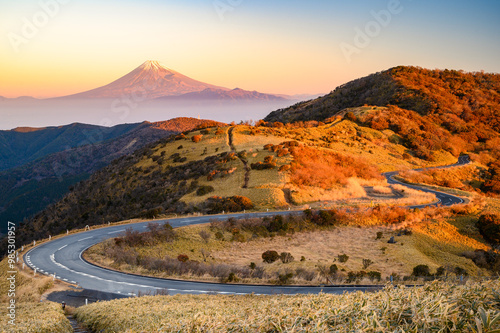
60 61 229 99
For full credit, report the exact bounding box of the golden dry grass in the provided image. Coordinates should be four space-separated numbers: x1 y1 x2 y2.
399 163 484 191
87 203 491 285
0 258 72 332
74 279 500 333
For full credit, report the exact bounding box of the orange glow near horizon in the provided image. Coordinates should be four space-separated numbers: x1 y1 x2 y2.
1 1 499 99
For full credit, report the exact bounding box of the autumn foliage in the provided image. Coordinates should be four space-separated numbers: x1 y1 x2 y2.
290 146 382 188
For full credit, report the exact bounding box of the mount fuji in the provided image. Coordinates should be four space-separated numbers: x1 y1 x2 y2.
58 61 285 101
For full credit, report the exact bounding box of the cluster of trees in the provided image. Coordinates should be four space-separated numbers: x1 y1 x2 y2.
476 214 500 244
203 196 254 214
481 161 500 195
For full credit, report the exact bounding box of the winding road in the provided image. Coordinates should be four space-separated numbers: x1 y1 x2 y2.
24 156 470 297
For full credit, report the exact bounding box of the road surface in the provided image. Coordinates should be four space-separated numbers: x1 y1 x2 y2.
24 156 470 297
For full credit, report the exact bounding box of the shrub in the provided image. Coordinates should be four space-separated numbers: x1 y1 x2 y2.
231 233 246 242
376 231 383 240
226 272 239 283
344 112 357 122
367 271 381 281
268 215 288 233
300 256 306 262
214 231 224 241
262 250 280 263
249 262 256 270
205 196 254 214
436 266 446 276
362 259 373 269
454 267 468 276
280 252 294 264
192 135 203 143
279 165 291 172
338 254 349 263
477 214 500 244
412 264 431 277
278 273 293 285
177 254 189 263
199 230 211 243
196 185 215 196
329 264 338 275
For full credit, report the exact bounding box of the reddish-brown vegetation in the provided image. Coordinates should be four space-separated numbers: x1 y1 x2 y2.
477 214 500 245
289 146 382 188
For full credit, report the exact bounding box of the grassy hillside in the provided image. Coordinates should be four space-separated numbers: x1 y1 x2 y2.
265 66 500 165
86 200 492 285
74 279 500 332
0 118 222 234
15 118 457 249
0 258 72 332
0 122 141 171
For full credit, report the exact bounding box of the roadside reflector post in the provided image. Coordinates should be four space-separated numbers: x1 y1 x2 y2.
67 230 69 235
85 299 88 305
49 235 51 241
22 263 25 270
34 268 37 276
33 240 36 247
21 245 24 251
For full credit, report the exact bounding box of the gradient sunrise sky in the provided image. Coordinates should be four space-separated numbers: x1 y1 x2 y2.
1 0 499 98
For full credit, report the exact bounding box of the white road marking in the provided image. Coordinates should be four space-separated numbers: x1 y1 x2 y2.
78 236 93 242
47 253 249 295
107 229 126 234
58 245 67 251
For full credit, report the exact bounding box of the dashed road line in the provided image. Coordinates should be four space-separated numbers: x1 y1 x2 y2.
107 229 125 234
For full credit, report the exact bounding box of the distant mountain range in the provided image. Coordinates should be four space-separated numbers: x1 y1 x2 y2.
0 117 224 231
46 60 293 101
1 61 320 102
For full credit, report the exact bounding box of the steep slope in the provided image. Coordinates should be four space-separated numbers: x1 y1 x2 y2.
265 66 500 133
0 118 224 231
15 120 456 248
59 60 229 99
0 122 141 171
265 66 500 161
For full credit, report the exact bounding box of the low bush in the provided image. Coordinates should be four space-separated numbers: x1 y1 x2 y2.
338 254 349 263
367 271 381 281
192 135 203 143
262 250 280 263
412 264 431 277
362 259 373 269
204 196 254 214
177 254 189 263
196 185 215 196
280 252 294 264
278 272 294 285
477 214 500 244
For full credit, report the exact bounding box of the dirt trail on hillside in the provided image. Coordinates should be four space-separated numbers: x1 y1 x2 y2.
227 127 251 188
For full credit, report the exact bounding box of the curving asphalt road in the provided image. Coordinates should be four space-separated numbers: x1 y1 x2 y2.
24 156 470 297
384 154 470 209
